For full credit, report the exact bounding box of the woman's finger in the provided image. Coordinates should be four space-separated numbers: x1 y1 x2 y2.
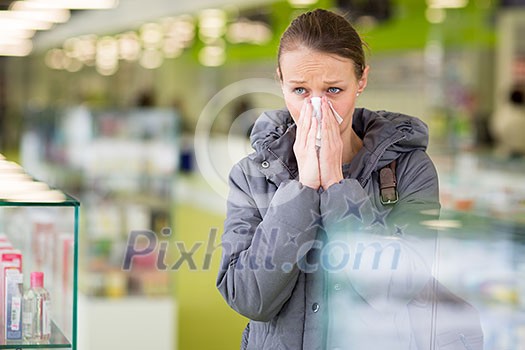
295 98 309 147
307 114 318 150
301 100 313 148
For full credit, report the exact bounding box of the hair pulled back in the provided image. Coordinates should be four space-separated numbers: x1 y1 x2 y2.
278 9 366 79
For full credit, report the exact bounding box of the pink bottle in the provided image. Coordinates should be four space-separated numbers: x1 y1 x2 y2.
22 272 51 342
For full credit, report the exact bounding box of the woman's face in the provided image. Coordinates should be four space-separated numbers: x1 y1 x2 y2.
279 47 368 133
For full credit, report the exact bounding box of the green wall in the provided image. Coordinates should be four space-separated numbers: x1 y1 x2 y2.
174 203 247 350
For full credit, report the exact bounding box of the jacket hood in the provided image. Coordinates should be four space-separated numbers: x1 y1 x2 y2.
250 108 295 154
249 108 429 185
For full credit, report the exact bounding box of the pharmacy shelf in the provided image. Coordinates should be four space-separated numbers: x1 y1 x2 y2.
0 191 79 350
0 322 71 349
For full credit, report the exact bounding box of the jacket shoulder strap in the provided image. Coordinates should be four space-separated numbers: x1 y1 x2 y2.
379 160 398 205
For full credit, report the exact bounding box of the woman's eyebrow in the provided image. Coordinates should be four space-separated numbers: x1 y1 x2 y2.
287 79 307 84
287 79 345 85
324 80 344 84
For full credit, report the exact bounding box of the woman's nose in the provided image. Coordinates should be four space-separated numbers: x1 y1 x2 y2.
310 94 330 103
310 94 328 103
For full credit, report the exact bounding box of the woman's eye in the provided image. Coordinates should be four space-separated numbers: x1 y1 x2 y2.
293 87 306 95
328 87 341 94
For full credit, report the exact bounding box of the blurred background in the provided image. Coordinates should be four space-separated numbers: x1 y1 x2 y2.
1 0 525 349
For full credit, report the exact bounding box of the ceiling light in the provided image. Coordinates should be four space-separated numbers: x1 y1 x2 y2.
140 23 163 49
163 15 195 48
10 2 70 23
13 9 69 23
227 19 272 45
199 9 227 42
24 0 119 10
64 57 83 72
199 40 226 67
96 64 118 76
139 48 163 69
0 14 54 30
163 38 184 58
426 7 446 23
45 48 66 69
0 36 26 45
74 35 97 65
1 27 35 39
118 32 141 61
96 36 119 75
199 9 226 29
0 40 32 56
427 0 468 8
287 0 318 7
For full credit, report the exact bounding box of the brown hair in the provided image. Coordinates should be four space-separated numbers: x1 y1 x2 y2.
277 9 366 80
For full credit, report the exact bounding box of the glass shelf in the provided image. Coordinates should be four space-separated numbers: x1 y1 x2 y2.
0 322 71 349
1 198 79 349
0 194 80 208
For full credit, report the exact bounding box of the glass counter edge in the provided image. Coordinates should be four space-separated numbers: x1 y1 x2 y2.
0 193 80 207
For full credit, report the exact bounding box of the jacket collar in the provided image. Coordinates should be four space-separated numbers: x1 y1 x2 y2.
249 108 429 187
250 122 298 186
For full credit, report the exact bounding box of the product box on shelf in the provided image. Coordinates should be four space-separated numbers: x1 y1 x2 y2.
1 250 22 272
0 249 23 324
0 243 12 251
3 269 23 341
0 262 14 331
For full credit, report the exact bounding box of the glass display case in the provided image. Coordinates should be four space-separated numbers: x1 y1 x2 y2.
433 152 525 349
21 107 179 298
433 210 525 349
0 160 79 350
20 107 179 350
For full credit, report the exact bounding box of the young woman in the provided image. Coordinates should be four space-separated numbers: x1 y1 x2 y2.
217 9 482 350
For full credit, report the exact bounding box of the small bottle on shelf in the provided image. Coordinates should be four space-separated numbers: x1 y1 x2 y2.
22 272 51 342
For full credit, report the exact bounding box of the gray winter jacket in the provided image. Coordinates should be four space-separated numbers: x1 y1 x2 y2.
217 108 483 349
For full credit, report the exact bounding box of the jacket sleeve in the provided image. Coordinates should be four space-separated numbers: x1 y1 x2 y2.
217 162 320 321
319 150 440 311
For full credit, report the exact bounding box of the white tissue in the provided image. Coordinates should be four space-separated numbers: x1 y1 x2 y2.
310 97 344 148
311 97 322 147
328 101 344 124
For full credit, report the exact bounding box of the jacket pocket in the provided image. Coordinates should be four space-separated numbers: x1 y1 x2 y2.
245 321 271 349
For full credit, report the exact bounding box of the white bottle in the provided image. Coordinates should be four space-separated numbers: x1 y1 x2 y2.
22 272 51 342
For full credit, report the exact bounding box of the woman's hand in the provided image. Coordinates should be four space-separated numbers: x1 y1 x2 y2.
319 97 343 190
293 99 320 190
